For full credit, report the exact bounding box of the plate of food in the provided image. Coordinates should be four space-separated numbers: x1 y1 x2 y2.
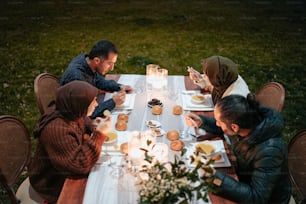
191 94 206 104
195 142 224 163
151 127 166 137
146 120 162 128
147 98 163 108
103 131 118 145
186 140 231 167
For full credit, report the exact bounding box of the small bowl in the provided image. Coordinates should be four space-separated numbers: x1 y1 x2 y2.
191 94 206 104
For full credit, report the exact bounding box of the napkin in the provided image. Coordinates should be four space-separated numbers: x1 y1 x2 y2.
181 93 214 111
114 93 136 110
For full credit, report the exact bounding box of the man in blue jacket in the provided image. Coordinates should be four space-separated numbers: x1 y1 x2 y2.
60 40 133 118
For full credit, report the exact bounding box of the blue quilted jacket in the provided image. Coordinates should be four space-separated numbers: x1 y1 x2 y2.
200 107 291 204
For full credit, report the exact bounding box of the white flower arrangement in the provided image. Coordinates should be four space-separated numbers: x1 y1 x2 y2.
137 143 216 204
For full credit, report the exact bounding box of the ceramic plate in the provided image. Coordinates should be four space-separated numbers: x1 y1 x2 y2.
146 120 162 128
191 94 206 104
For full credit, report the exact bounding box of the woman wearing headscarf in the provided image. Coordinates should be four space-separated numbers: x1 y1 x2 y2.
29 81 111 203
188 55 250 104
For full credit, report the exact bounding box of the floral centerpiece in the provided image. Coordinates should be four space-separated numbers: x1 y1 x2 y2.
136 141 217 204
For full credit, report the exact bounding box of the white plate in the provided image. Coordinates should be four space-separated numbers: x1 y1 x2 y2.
103 132 118 145
146 120 162 128
151 128 166 137
186 140 231 167
103 138 117 145
191 94 206 104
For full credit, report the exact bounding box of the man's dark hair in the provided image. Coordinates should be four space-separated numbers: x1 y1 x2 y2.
88 40 118 60
216 94 262 129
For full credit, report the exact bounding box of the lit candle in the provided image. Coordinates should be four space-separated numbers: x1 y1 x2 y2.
128 131 144 166
152 143 168 164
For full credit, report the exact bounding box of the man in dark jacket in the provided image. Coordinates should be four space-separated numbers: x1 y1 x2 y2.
185 94 291 204
60 39 133 118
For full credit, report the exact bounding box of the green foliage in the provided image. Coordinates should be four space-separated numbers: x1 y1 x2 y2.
138 148 216 204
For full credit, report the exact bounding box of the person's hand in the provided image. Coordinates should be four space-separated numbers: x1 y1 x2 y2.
93 117 112 134
198 164 216 183
188 67 202 81
112 91 126 106
120 85 133 94
185 112 203 128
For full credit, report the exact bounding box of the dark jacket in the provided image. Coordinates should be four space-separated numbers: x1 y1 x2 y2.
60 54 121 118
199 107 291 204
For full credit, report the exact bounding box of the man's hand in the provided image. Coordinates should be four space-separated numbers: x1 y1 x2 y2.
112 91 126 106
120 85 133 94
188 67 202 81
198 164 216 184
185 112 203 128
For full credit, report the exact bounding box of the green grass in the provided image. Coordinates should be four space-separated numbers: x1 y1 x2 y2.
1 0 306 201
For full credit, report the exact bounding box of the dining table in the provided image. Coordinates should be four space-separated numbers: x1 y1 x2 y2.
57 74 237 204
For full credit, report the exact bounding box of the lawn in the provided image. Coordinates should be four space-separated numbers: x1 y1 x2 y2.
1 0 306 202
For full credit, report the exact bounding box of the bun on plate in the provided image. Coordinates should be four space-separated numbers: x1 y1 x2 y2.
152 105 163 115
172 105 183 115
120 142 128 155
170 140 185 151
117 113 129 122
115 120 127 131
196 142 215 154
166 130 179 141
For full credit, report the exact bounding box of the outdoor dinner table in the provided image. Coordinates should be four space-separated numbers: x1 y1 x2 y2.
57 74 237 204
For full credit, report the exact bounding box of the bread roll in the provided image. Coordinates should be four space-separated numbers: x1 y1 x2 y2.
115 120 127 131
170 140 185 151
166 130 179 141
120 142 128 155
172 105 183 115
117 113 129 122
152 105 163 115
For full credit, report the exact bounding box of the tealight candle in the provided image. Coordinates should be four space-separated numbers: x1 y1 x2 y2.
151 143 168 164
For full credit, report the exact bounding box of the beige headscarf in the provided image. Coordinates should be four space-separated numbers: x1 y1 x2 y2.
202 56 238 104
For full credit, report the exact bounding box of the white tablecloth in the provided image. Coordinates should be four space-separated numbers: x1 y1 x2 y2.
83 74 211 204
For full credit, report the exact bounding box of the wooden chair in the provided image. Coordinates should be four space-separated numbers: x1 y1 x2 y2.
255 82 285 112
288 129 306 204
0 115 31 204
34 73 59 115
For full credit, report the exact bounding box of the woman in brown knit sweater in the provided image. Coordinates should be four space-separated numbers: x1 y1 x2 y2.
29 81 110 203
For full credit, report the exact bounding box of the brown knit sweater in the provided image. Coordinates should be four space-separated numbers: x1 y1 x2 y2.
29 117 106 203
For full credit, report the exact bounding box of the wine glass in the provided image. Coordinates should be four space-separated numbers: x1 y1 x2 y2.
180 110 192 140
109 154 125 178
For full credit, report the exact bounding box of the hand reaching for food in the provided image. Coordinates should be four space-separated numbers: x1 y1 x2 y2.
184 112 203 128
